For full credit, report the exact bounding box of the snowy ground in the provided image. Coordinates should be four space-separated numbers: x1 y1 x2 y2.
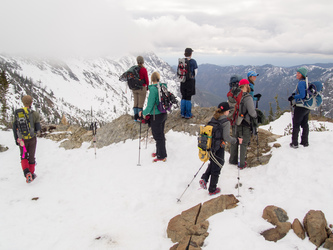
1 112 333 250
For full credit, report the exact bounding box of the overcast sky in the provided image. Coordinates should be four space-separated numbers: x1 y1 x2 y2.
1 0 333 66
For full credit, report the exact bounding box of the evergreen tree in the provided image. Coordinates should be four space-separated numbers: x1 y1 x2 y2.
268 102 274 122
274 94 282 119
0 70 10 126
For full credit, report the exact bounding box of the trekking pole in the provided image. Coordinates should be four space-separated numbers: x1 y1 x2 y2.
255 100 260 163
237 125 242 198
137 122 142 166
145 126 149 149
176 162 206 203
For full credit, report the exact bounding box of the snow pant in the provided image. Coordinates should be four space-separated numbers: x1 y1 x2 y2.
133 88 147 120
201 148 225 193
292 106 310 145
229 125 251 169
150 113 167 159
180 100 192 118
19 137 37 175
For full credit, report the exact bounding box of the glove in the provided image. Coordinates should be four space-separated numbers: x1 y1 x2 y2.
288 95 294 102
254 93 261 101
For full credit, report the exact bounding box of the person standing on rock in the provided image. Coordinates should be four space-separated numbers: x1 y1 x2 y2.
133 56 149 121
229 79 257 170
180 48 198 119
199 102 242 195
288 67 310 148
13 95 41 183
139 72 167 162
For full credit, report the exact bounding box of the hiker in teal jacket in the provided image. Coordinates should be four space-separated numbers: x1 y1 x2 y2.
139 72 167 162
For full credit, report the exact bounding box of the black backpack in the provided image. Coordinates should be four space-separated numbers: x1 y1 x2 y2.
119 66 145 90
14 108 35 140
156 84 178 113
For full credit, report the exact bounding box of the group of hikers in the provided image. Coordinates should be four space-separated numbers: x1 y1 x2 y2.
13 48 314 196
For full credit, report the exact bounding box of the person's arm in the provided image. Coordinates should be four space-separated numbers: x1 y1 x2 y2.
222 121 237 144
293 81 306 100
142 86 157 116
245 96 257 118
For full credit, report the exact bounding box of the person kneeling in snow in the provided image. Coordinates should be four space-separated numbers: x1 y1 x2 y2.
199 102 242 195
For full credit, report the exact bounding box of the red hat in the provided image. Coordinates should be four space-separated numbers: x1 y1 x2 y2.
239 79 250 86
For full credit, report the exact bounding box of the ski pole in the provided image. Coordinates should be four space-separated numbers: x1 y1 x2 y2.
90 122 97 159
255 99 260 163
237 126 242 198
176 161 206 203
137 122 142 166
145 126 149 149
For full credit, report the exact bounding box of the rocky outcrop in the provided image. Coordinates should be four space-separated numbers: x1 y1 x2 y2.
260 206 332 249
303 210 329 247
292 218 306 240
261 205 291 242
167 194 239 250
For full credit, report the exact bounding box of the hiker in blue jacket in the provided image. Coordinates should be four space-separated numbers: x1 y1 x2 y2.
180 48 198 119
288 67 310 148
247 70 261 104
139 72 167 162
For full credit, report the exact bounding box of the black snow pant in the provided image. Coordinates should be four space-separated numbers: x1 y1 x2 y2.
201 147 225 193
180 78 195 100
151 113 167 159
292 106 310 145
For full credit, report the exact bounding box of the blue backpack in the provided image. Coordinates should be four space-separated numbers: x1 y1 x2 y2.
296 79 323 110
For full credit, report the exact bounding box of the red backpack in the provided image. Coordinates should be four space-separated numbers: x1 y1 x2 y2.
227 87 243 126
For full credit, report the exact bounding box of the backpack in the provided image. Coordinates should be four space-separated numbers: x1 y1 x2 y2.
296 79 323 110
14 108 35 140
119 66 144 90
227 86 243 126
229 75 242 89
176 58 191 83
198 118 228 162
156 83 178 113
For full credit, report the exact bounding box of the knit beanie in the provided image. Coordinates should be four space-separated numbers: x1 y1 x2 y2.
217 102 230 111
137 56 144 64
297 67 308 78
22 95 33 107
239 79 250 86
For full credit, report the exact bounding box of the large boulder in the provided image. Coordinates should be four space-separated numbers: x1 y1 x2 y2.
261 222 292 242
167 194 239 250
303 210 329 247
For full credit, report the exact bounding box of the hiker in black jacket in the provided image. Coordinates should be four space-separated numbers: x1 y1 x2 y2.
199 102 242 195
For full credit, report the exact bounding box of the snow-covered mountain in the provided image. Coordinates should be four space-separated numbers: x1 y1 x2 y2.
0 52 180 126
195 64 333 118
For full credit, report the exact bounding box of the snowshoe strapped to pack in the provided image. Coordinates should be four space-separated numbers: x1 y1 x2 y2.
119 66 144 90
176 58 191 83
156 83 178 113
14 108 35 140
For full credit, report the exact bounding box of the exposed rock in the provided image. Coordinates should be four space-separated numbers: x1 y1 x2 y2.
0 144 9 152
273 143 281 148
324 237 333 249
196 194 239 223
261 222 291 242
303 210 328 247
167 195 239 250
262 205 289 226
167 204 201 243
292 218 306 240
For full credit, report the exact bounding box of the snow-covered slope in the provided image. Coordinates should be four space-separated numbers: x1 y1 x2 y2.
0 113 332 249
0 53 179 125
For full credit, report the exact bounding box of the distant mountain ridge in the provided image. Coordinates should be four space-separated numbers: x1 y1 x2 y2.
194 63 333 118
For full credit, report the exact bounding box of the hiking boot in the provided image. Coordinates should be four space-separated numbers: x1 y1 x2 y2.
25 172 33 183
300 142 309 147
151 153 157 158
153 158 167 163
290 143 299 149
185 115 193 119
32 173 37 180
199 179 207 189
209 187 221 196
238 161 247 170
